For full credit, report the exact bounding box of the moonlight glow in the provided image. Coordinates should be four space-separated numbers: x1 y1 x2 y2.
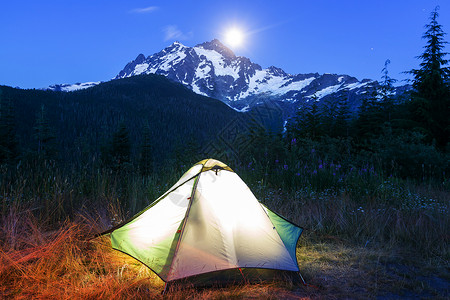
225 28 244 48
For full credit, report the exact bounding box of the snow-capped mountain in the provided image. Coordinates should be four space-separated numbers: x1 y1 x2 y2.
47 39 408 120
114 39 382 111
48 81 101 92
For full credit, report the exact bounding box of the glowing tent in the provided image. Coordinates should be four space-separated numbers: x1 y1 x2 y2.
103 159 303 286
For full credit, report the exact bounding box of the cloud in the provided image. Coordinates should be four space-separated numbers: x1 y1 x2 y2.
163 25 192 41
129 6 158 14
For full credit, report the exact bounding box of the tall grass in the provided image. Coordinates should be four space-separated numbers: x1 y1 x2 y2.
0 157 448 298
0 210 165 298
243 158 449 256
1 157 448 254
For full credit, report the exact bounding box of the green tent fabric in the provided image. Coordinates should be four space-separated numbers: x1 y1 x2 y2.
107 158 303 283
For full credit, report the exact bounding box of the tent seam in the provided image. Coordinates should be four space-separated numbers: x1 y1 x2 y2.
165 169 202 282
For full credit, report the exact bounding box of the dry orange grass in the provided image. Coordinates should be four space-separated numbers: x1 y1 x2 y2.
0 209 163 299
0 209 311 299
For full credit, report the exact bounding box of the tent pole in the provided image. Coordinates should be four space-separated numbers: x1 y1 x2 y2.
164 173 202 283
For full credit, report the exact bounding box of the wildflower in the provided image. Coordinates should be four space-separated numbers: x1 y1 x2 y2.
283 165 288 170
319 164 323 169
313 170 317 174
333 173 336 176
295 172 300 176
311 149 315 153
275 159 279 163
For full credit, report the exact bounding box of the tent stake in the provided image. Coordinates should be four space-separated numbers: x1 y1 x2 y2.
298 271 306 285
162 282 168 295
298 271 319 289
238 267 247 284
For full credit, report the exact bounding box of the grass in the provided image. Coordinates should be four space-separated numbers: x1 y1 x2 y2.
0 161 448 299
298 232 450 299
1 195 448 299
1 217 447 299
0 210 305 299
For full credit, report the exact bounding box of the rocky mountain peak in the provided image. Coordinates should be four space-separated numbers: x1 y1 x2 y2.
135 53 146 64
267 66 287 77
196 39 236 60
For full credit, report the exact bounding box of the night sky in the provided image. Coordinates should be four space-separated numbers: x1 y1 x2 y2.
1 0 448 89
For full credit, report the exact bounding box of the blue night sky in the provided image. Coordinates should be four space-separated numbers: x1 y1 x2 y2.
1 0 449 89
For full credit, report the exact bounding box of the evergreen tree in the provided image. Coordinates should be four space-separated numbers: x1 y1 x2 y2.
379 59 397 123
355 87 383 141
334 90 352 137
286 107 304 140
0 93 19 165
321 97 338 137
288 95 324 141
408 7 450 149
34 105 56 160
304 95 323 140
139 124 152 176
110 122 131 173
288 97 320 140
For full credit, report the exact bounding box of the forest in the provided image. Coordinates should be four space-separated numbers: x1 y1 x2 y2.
0 8 448 299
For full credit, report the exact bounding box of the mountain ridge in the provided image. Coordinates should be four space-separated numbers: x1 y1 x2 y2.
47 39 409 118
112 39 405 115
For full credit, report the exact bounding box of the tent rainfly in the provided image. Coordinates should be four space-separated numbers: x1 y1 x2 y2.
100 159 303 288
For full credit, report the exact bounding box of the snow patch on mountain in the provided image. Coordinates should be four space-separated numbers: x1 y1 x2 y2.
310 84 342 99
238 70 316 99
47 81 100 92
133 63 150 75
194 47 240 79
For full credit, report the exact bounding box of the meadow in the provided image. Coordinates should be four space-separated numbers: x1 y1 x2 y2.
1 154 448 299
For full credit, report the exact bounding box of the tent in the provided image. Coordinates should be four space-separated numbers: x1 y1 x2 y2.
102 158 303 288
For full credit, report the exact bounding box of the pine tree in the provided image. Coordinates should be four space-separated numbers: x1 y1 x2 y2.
334 90 352 137
34 105 56 160
111 122 131 172
321 97 338 137
304 95 323 140
355 87 383 141
408 6 450 149
0 93 18 165
139 124 152 176
380 59 397 123
289 95 323 141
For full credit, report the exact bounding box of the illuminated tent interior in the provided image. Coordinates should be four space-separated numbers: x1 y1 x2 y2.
102 158 303 288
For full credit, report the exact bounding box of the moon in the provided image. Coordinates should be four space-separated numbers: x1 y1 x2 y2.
225 28 244 48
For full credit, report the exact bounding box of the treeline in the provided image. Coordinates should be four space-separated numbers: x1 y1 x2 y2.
236 8 449 184
0 74 241 172
0 74 246 219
